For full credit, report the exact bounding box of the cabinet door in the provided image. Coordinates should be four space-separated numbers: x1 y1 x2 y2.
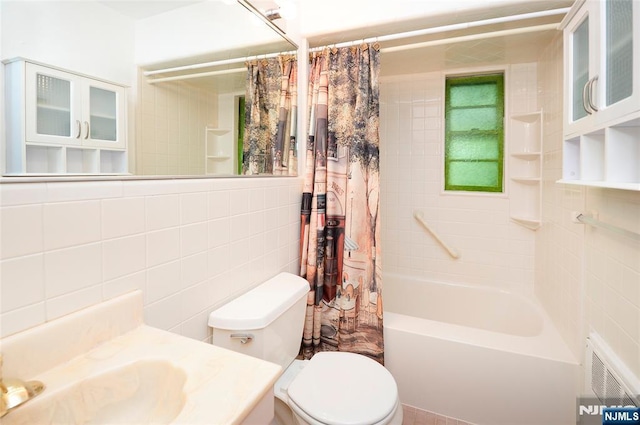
564 3 598 137
80 79 126 149
594 0 640 125
25 63 82 145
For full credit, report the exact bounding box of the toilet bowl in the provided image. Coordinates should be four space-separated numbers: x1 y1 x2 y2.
208 272 402 425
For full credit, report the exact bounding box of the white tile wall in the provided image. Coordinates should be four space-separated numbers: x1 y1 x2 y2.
379 64 539 292
536 33 640 381
0 177 303 341
136 72 217 176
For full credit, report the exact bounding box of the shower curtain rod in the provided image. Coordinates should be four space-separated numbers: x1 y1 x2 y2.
147 67 247 84
144 7 568 80
309 7 569 52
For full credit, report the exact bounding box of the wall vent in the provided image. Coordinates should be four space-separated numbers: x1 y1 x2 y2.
585 332 640 407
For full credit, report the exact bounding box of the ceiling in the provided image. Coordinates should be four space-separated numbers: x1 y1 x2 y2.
97 0 204 19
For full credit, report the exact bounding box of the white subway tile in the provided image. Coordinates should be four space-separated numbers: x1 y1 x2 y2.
45 243 102 298
1 254 45 312
0 302 46 338
208 191 230 219
181 222 208 256
229 189 249 215
46 181 122 202
182 252 208 289
45 285 102 321
208 218 230 248
208 246 230 278
146 228 180 268
103 271 146 301
146 260 181 303
146 194 180 231
180 192 208 224
103 235 146 281
0 183 47 207
1 205 43 259
44 201 101 250
102 197 145 240
144 293 182 331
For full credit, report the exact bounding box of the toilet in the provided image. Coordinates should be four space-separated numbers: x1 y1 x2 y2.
208 272 403 425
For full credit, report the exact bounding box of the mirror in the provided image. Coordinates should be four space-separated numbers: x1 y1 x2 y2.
1 0 298 177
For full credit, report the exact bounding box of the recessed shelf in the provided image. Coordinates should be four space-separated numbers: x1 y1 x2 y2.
510 216 541 230
511 177 541 184
509 110 542 230
511 152 541 160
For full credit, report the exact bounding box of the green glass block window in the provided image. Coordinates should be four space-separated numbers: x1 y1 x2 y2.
445 74 504 192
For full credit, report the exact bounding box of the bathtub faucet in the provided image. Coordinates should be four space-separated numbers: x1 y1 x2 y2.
0 355 45 417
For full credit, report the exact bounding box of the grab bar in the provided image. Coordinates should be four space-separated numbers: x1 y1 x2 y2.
413 211 460 259
576 213 640 243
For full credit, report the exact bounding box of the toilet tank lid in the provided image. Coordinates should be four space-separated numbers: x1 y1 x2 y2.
208 273 309 330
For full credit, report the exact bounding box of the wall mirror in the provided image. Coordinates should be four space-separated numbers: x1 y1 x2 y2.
1 0 299 178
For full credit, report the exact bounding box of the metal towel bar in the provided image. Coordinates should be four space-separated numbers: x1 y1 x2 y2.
576 213 640 242
413 211 460 259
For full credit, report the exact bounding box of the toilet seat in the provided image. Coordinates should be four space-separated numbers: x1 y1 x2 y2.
286 352 399 425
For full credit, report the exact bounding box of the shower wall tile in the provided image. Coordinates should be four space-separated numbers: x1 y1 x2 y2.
0 177 303 341
380 64 538 291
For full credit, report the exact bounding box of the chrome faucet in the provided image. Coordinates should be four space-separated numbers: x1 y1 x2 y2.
0 355 45 417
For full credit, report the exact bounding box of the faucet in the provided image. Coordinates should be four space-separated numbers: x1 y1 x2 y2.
0 355 45 417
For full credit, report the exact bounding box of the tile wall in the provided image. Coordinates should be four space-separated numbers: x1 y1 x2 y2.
0 177 303 341
536 33 640 380
135 72 217 176
379 63 539 292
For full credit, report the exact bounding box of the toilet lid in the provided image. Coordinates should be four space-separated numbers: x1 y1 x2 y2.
287 352 398 425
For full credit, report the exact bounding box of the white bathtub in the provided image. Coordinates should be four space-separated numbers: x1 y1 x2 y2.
383 273 578 425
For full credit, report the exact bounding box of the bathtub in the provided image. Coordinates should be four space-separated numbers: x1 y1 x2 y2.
383 273 578 425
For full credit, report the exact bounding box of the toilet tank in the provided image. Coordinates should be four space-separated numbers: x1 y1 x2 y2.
208 272 309 370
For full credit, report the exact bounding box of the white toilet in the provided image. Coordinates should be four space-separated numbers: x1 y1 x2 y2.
208 272 403 425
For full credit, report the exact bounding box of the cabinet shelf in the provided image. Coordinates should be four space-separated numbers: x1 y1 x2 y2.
207 155 231 160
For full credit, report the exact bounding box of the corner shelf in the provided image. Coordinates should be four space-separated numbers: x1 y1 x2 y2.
508 111 543 230
204 126 233 175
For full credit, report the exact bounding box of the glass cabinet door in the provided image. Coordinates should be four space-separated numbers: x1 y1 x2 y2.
82 81 125 149
25 64 81 145
571 16 590 123
604 0 633 107
89 86 117 141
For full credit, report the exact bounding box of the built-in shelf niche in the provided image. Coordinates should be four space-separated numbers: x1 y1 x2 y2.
205 127 233 175
509 111 543 230
560 118 640 191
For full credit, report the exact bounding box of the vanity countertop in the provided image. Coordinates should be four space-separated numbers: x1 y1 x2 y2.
0 290 282 424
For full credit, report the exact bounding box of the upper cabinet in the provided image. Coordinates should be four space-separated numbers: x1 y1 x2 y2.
564 0 639 135
4 59 127 175
560 0 640 190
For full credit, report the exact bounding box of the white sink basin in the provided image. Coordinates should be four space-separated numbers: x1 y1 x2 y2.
3 360 187 425
0 291 281 424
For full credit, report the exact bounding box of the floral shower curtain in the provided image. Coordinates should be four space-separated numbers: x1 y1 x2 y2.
244 55 298 175
300 44 383 363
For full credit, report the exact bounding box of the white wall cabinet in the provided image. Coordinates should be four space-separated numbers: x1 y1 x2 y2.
509 111 542 230
560 0 640 190
4 59 127 175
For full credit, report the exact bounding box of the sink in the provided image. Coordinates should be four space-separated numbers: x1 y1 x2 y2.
2 360 186 425
0 290 281 424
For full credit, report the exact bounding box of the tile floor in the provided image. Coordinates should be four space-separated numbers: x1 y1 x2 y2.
402 405 475 425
